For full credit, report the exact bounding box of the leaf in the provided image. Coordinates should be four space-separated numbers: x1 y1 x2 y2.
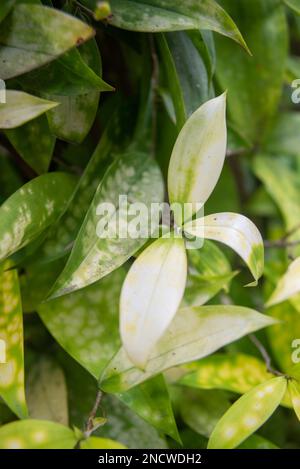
118 375 180 442
253 154 300 232
168 93 227 224
0 172 77 262
267 257 300 307
208 377 287 449
26 356 68 425
0 1 14 24
39 268 126 379
0 420 78 449
179 353 273 395
0 4 94 79
120 235 187 368
48 152 164 299
80 437 127 449
0 261 27 419
46 38 101 143
5 115 55 174
183 240 235 307
262 112 300 158
284 0 300 14
267 301 300 372
63 357 167 449
0 90 57 129
215 0 288 144
180 389 231 438
36 111 125 264
19 48 113 96
238 434 278 449
288 380 300 421
92 0 248 50
183 213 264 283
100 305 277 392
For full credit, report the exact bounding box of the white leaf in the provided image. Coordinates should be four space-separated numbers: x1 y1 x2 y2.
120 235 187 368
267 257 300 307
102 305 277 392
168 93 227 224
183 212 264 282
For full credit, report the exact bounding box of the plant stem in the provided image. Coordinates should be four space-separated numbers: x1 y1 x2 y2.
84 389 105 437
249 334 285 377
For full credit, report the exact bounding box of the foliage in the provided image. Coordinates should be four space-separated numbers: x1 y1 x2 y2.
1 0 300 450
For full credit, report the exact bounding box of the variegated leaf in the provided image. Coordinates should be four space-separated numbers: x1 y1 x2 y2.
267 257 300 307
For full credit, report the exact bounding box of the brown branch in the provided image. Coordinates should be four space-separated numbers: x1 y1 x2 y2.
264 223 300 249
84 389 105 437
249 334 285 377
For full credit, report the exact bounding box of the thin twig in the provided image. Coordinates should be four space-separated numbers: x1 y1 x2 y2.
264 223 300 249
149 34 159 158
84 389 105 437
249 334 285 377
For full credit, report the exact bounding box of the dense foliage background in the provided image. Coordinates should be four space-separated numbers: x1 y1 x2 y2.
1 0 300 450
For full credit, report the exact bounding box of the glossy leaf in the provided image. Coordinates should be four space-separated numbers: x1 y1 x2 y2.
168 93 227 223
19 48 113 96
208 377 287 449
284 0 300 14
48 152 164 299
183 213 264 283
101 305 277 392
94 0 248 50
0 420 78 449
0 262 27 419
39 268 125 378
183 240 235 307
0 91 57 129
80 437 127 449
288 380 300 421
0 172 77 262
0 1 15 23
267 257 300 307
120 235 187 368
215 0 288 143
46 39 102 143
118 375 180 442
179 353 273 395
26 357 68 425
0 4 94 79
5 115 55 174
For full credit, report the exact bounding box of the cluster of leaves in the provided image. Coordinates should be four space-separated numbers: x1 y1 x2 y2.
1 0 300 450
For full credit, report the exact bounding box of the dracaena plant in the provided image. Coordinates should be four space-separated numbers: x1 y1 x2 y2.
1 0 300 452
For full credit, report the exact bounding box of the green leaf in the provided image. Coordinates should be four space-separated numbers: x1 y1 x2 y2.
267 302 300 372
262 112 300 158
48 152 164 299
118 375 180 442
183 213 264 283
238 434 278 449
0 420 78 449
89 0 249 50
46 39 101 143
0 0 15 24
183 240 235 307
179 353 273 395
208 377 287 449
284 0 300 14
5 115 55 174
0 172 77 262
267 257 300 307
36 117 119 264
39 268 126 379
120 235 187 368
0 4 94 79
180 389 231 438
168 93 227 223
19 48 113 96
26 356 68 425
100 305 277 392
0 261 27 419
0 90 57 129
253 154 300 232
288 380 300 421
215 0 288 144
80 436 127 449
